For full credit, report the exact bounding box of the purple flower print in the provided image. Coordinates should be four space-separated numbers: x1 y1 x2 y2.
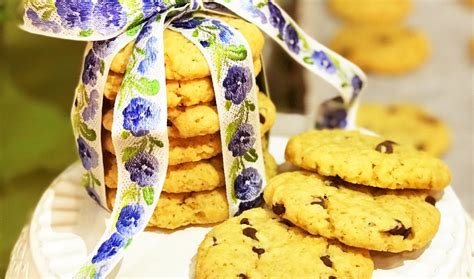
212 20 233 43
116 203 146 238
283 24 300 54
92 0 127 35
125 152 159 187
142 0 168 19
268 1 285 34
138 37 158 74
228 124 256 157
122 97 160 137
82 49 100 86
77 137 98 170
86 186 101 204
235 193 263 216
223 66 253 105
316 97 348 129
234 167 263 201
312 51 336 74
26 9 60 33
171 15 207 29
352 75 363 97
242 0 267 24
55 0 93 30
93 38 117 58
91 233 126 263
82 89 99 121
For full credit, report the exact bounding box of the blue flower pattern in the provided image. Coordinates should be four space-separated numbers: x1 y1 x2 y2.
26 9 60 33
122 97 160 137
92 0 127 35
116 203 146 238
125 152 159 187
77 137 98 170
82 49 100 86
55 0 93 30
91 233 126 263
234 167 263 201
223 66 253 105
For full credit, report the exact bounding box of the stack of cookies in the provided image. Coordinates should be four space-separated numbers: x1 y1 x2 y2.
328 0 430 75
101 15 278 230
194 129 451 277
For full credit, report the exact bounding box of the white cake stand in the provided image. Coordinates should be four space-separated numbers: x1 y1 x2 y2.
6 136 473 278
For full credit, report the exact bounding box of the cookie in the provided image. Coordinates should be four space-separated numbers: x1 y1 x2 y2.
110 16 265 80
107 187 228 230
328 0 411 24
105 152 224 193
102 131 222 165
104 59 263 104
329 26 430 74
285 130 451 190
103 92 276 139
195 208 373 278
357 103 451 156
264 150 278 179
264 171 441 252
104 150 277 193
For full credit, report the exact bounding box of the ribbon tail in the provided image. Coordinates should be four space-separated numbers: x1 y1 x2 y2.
74 13 170 278
211 0 367 129
170 14 266 217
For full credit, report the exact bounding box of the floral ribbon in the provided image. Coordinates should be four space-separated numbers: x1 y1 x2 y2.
22 0 366 278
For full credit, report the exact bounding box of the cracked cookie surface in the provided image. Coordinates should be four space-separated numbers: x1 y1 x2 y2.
285 130 451 190
196 208 373 279
264 171 441 252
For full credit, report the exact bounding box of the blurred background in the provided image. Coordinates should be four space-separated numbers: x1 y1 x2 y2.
1 0 473 275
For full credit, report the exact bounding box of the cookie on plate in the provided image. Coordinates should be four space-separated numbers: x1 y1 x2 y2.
357 103 451 156
264 171 441 252
195 208 373 278
107 187 228 230
329 25 430 74
110 16 265 80
285 130 451 190
328 0 412 24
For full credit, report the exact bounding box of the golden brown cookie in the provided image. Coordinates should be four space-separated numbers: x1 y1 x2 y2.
104 59 262 104
264 171 441 252
110 16 264 80
328 0 412 24
357 103 451 157
103 92 276 139
107 187 228 230
195 208 373 278
102 131 222 165
329 25 430 74
285 130 452 190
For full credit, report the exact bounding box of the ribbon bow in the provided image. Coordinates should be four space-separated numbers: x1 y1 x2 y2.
22 0 366 277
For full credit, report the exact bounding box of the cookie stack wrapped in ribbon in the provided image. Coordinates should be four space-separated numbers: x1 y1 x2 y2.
101 15 277 230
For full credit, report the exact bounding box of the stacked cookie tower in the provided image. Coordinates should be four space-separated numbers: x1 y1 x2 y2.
101 15 277 230
194 130 452 278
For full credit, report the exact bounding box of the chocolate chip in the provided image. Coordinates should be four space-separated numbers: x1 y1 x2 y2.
167 119 173 127
386 220 411 239
375 140 397 154
325 177 344 188
310 196 327 209
320 255 333 268
259 113 266 124
416 143 426 151
238 273 248 279
329 276 337 279
240 218 250 225
272 203 286 215
243 227 258 241
74 98 78 107
378 35 392 44
212 237 218 246
252 247 265 257
425 196 436 206
278 218 295 227
419 115 439 125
